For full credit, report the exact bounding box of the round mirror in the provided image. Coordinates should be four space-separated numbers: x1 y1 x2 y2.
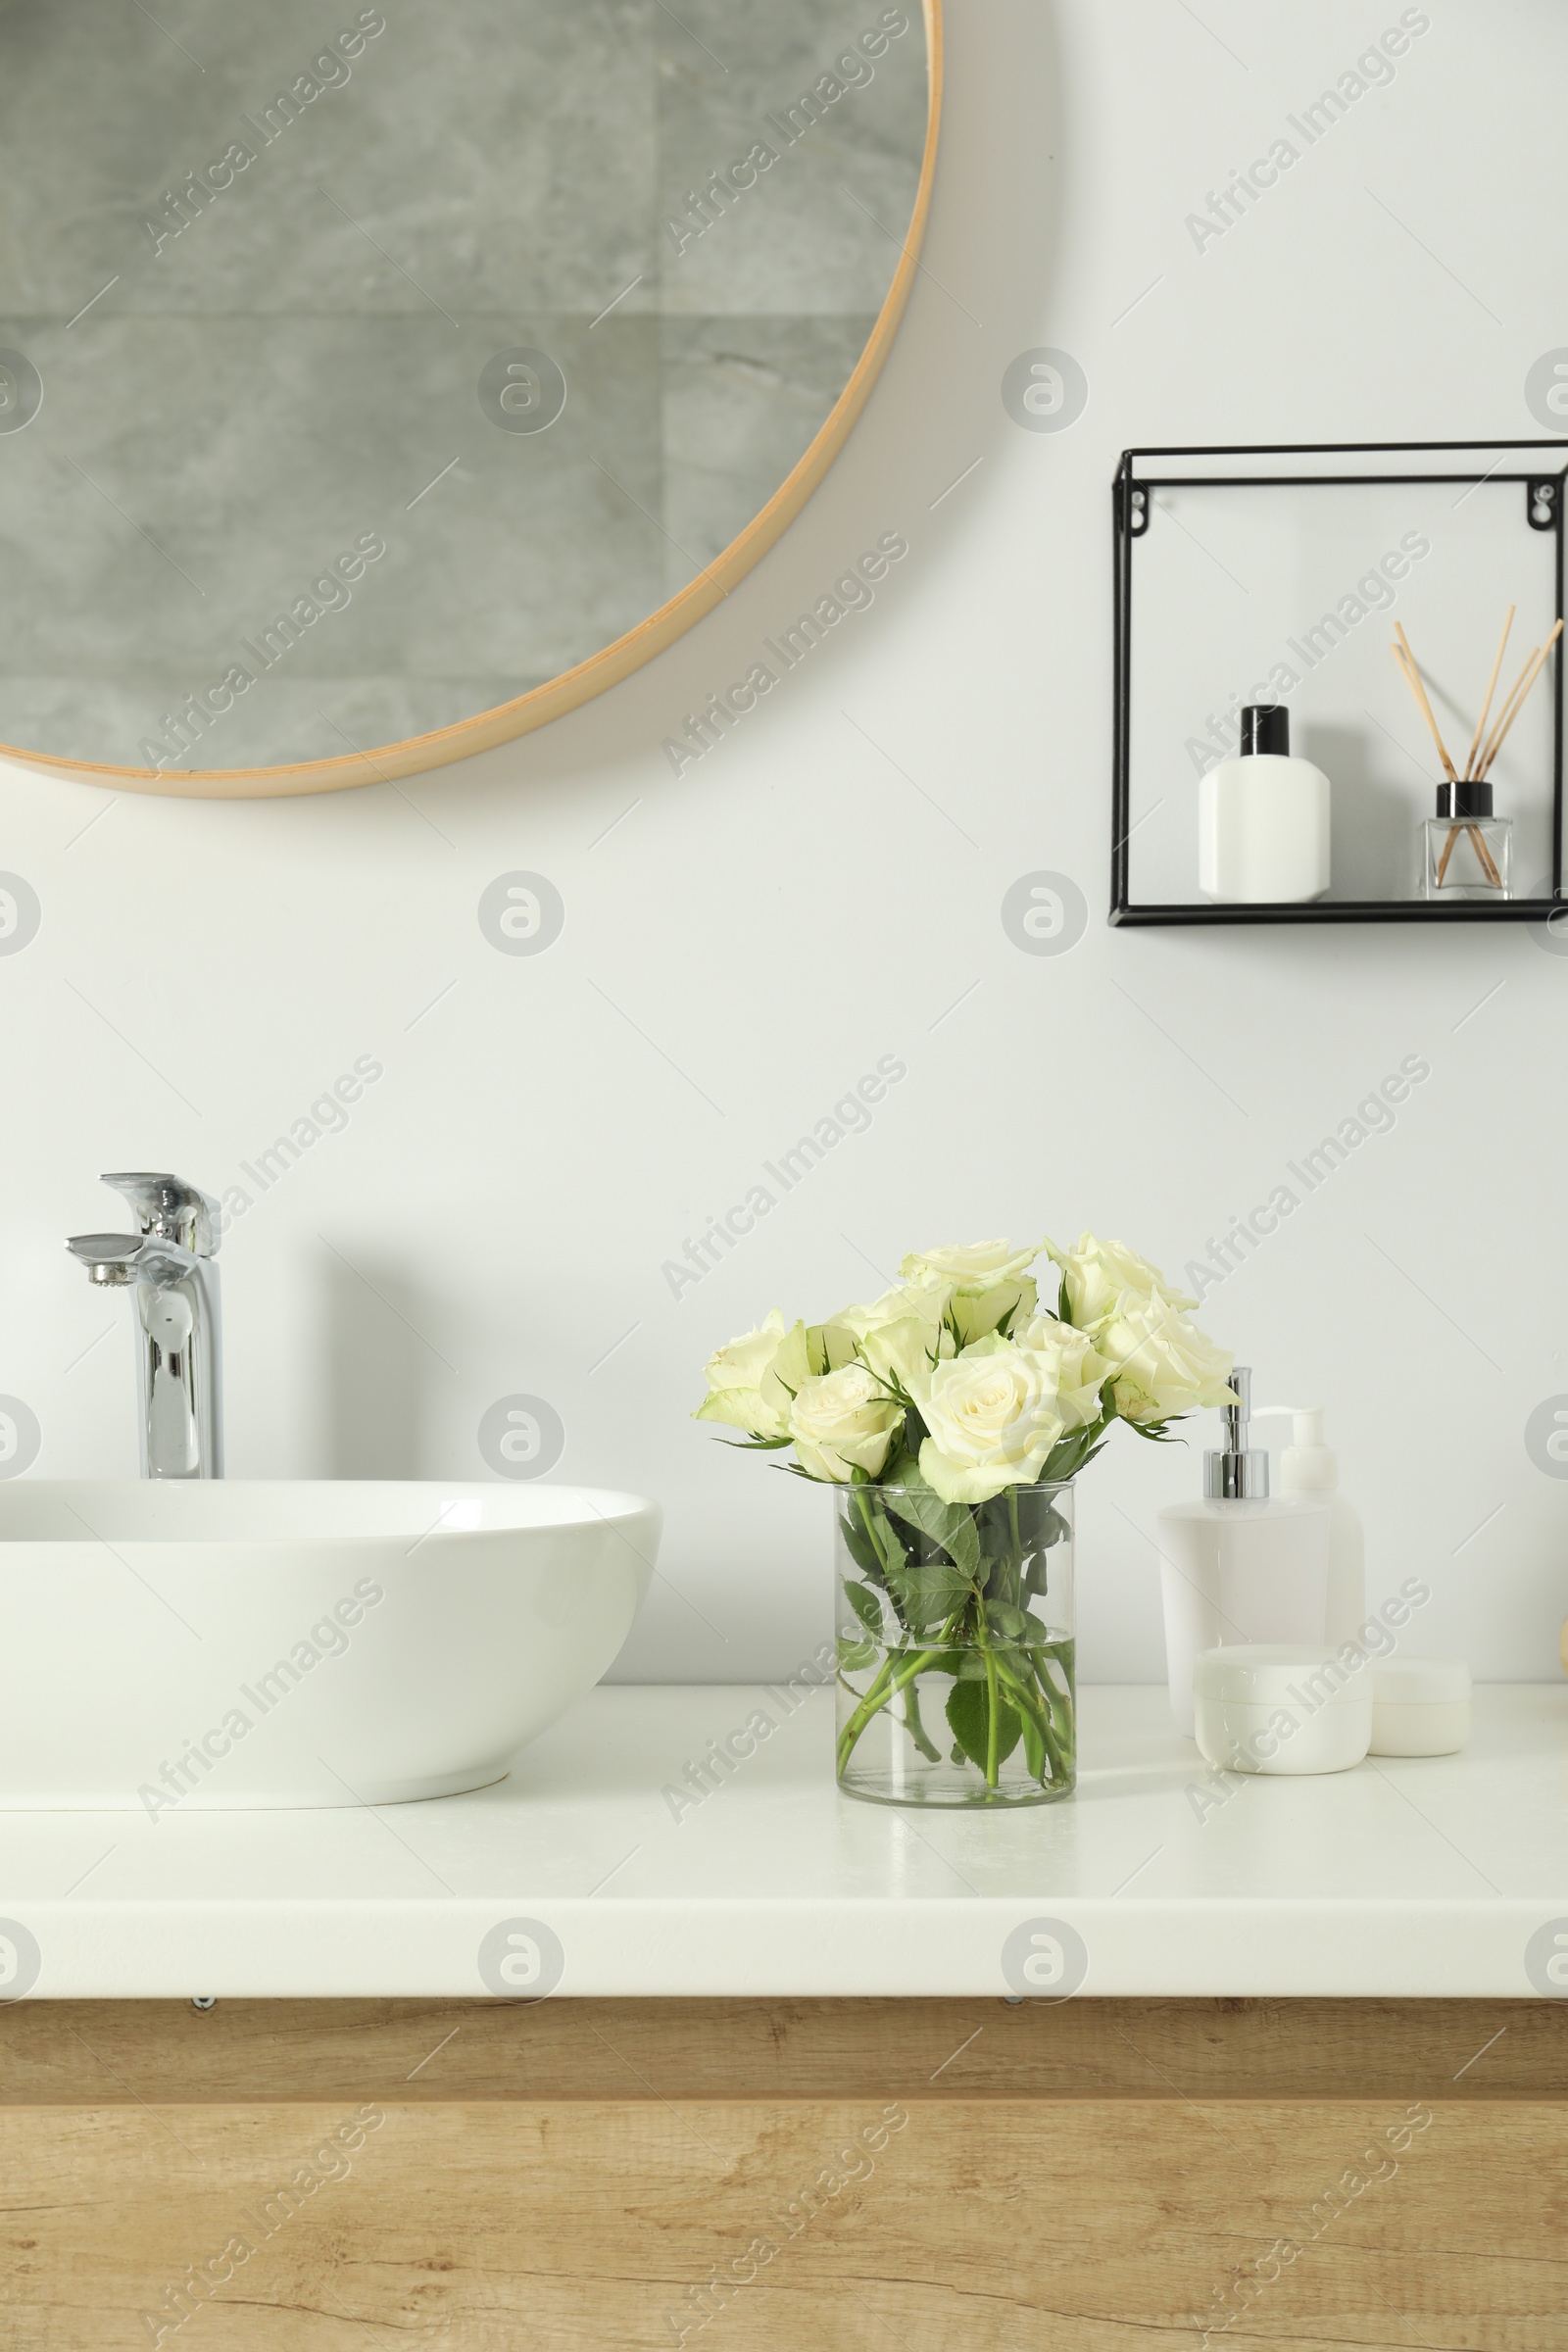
0 1 938 798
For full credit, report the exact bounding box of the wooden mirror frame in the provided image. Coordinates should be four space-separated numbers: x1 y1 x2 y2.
3 0 941 803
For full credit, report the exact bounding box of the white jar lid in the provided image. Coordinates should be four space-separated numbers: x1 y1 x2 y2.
1372 1658 1471 1706
1194 1642 1372 1707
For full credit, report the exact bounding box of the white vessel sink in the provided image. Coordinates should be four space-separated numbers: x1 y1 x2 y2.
0 1482 659 1810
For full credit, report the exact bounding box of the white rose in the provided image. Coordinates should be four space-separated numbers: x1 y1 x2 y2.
1046 1231 1196 1334
902 1239 1038 1288
908 1337 1066 1504
693 1309 791 1438
757 1318 830 1429
821 1282 954 1388
789 1366 903 1483
901 1238 1042 1347
1011 1313 1114 1431
1097 1297 1234 1424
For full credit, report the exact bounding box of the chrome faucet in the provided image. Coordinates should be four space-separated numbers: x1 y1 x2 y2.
67 1174 223 1479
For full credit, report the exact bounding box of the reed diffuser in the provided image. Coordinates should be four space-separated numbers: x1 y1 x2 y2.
1393 610 1563 902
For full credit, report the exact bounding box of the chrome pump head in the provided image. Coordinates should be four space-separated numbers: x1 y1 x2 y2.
1202 1364 1268 1500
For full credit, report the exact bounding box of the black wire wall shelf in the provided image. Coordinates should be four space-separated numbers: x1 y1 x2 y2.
1110 439 1568 925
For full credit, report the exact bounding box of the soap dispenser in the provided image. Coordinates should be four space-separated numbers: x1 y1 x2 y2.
1155 1367 1332 1738
1254 1404 1366 1646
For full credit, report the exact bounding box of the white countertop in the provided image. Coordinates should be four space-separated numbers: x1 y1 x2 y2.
5 1685 1566 2000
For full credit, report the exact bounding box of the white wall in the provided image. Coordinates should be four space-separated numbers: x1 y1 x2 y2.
4 0 1565 1685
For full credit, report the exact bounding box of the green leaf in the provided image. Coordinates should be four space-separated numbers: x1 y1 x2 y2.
1016 1597 1055 1642
945 1679 1023 1773
1019 1512 1068 1596
1041 1638 1075 1689
1039 1407 1114 1483
836 1635 877 1672
993 1643 1042 1687
843 1581 884 1637
881 1486 981 1578
1037 1438 1083 1483
1020 1706 1047 1781
888 1558 971 1630
839 1512 883 1582
869 1496 912 1581
990 1604 1029 1640
1123 1415 1189 1446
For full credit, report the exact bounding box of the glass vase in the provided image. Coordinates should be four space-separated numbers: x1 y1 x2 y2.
834 1480 1075 1808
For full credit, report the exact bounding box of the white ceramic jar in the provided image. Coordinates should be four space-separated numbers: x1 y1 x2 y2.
1193 1642 1373 1776
1369 1658 1470 1756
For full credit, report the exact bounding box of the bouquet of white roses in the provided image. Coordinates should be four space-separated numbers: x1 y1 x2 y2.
694 1234 1234 1804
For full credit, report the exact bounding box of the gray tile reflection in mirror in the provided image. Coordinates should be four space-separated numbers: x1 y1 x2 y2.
0 0 926 769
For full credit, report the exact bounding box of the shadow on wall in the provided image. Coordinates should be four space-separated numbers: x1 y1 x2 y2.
321 1248 445 1478
917 0 1070 529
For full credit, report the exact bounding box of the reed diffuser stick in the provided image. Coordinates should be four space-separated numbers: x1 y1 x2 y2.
1463 604 1514 779
1435 818 1501 890
1474 642 1543 778
1478 616 1564 780
1392 625 1458 779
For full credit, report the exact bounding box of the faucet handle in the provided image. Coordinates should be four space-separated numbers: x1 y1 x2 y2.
99 1172 221 1257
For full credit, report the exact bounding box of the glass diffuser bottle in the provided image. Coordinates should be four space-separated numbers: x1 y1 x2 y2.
1422 776 1511 903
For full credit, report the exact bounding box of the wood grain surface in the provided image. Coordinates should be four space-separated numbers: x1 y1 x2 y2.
1 1998 1563 2349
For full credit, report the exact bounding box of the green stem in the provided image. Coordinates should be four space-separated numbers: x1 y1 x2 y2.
992 1651 1049 1726
1039 1644 1075 1742
847 1648 894 1721
1036 1646 1076 1777
901 1676 942 1763
835 1642 950 1775
992 1651 1068 1785
982 1636 1001 1788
